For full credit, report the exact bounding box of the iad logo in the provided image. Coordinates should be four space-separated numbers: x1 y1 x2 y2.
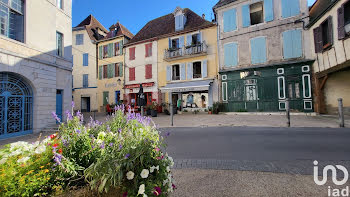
314 160 349 197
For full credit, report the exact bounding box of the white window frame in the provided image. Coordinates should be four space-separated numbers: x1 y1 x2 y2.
222 75 227 80
279 101 286 110
57 0 63 10
302 65 310 73
302 74 312 99
304 100 313 110
277 68 284 75
222 82 228 102
277 76 286 99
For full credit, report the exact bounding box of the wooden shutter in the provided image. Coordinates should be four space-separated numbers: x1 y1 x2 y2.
99 46 103 59
180 63 186 80
338 6 345 40
99 66 102 80
115 63 119 77
120 40 123 55
149 43 152 56
166 66 171 81
186 34 192 46
224 43 238 67
145 64 152 79
313 27 322 53
223 8 237 32
129 48 135 60
328 16 334 46
264 0 274 22
129 67 135 81
179 36 185 48
119 63 123 77
242 4 250 27
202 60 208 78
187 62 193 80
251 37 267 64
103 65 108 79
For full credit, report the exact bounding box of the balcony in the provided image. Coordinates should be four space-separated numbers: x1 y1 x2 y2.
164 41 208 61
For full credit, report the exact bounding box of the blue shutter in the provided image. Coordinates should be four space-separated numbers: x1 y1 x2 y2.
83 74 88 88
186 34 192 46
264 0 274 22
198 31 202 43
224 43 238 67
169 38 171 48
282 0 300 18
202 60 208 78
223 8 237 32
283 29 302 59
242 4 251 28
251 37 267 64
179 36 185 48
187 62 193 80
83 53 88 66
166 66 171 81
180 63 186 80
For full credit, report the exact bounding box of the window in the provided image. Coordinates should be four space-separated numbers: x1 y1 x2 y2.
103 91 109 106
107 64 115 78
115 42 120 56
145 92 153 106
57 0 63 9
175 14 185 31
193 62 202 79
83 53 88 66
191 33 200 45
115 63 120 77
83 74 88 88
115 63 123 77
223 8 237 32
278 76 286 99
345 2 350 26
145 43 152 57
314 17 333 53
103 65 108 79
281 0 300 18
0 0 24 42
282 29 302 59
103 45 108 58
250 2 263 25
129 47 135 60
222 82 228 102
172 64 180 81
250 37 267 64
145 64 152 79
224 43 238 67
56 32 63 57
129 67 135 81
171 38 179 49
76 34 83 45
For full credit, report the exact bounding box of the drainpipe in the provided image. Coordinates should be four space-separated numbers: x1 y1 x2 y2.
215 12 221 104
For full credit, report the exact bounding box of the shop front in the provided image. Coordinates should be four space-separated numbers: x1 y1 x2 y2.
124 82 159 109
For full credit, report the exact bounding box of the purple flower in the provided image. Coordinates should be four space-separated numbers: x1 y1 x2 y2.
119 144 123 150
125 153 130 159
107 126 111 133
118 128 122 133
51 112 61 123
166 132 171 137
65 110 73 121
109 143 114 147
75 129 81 134
71 101 75 108
54 153 62 165
100 142 105 149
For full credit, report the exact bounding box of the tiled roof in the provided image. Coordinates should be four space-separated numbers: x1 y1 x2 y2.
104 22 134 40
127 8 214 45
213 0 237 10
308 0 340 26
74 15 108 42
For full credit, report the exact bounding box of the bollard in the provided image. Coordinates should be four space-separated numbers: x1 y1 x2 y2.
338 98 345 128
170 103 174 126
141 106 144 117
286 98 290 127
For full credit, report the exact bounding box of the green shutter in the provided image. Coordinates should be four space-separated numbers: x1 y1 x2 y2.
120 40 123 55
119 63 123 77
107 64 113 78
112 43 115 56
108 43 113 58
99 66 102 80
99 46 103 59
111 64 115 78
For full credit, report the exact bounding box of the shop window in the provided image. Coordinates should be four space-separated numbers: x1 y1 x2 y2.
172 64 180 80
250 2 264 25
193 62 202 79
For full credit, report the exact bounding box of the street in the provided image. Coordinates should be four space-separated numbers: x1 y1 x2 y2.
162 127 350 175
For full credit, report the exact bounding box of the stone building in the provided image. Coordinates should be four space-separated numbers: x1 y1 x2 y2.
96 22 133 112
213 0 314 112
72 15 107 112
0 0 72 138
307 0 350 115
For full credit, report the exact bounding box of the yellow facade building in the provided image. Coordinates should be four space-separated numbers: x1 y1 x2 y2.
96 23 134 112
157 7 219 110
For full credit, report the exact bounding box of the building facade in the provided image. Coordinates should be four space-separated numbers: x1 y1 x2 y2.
157 7 219 111
214 0 314 112
72 15 107 112
96 22 133 112
307 0 350 115
0 0 72 138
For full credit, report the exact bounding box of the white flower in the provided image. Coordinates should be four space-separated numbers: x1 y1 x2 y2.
131 146 136 149
138 184 145 195
9 149 22 157
126 171 135 180
17 156 30 163
96 139 103 144
34 145 46 154
140 169 149 179
98 132 106 139
163 179 168 186
143 194 148 197
166 166 170 172
0 158 7 165
150 165 160 173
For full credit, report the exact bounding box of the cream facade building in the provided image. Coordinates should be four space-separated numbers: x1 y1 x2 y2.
0 0 72 138
72 15 107 112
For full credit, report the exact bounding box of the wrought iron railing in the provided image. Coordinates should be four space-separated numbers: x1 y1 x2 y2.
164 41 207 60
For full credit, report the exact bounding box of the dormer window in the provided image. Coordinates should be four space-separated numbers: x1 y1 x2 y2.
174 7 186 31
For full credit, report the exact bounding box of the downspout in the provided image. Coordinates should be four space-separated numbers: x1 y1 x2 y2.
215 11 222 103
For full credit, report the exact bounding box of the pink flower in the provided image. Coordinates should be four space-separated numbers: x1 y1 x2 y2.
155 147 160 152
153 187 162 196
122 192 128 197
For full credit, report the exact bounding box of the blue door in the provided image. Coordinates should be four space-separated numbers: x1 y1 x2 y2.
0 72 33 139
56 90 63 123
115 91 120 104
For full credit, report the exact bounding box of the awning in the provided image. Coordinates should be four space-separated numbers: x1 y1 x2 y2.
160 80 213 93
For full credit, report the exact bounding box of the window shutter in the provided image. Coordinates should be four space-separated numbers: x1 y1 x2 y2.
186 34 192 46
179 36 185 48
283 29 302 59
115 63 119 77
166 66 171 81
313 27 322 53
99 46 102 59
103 65 108 78
180 63 186 80
145 44 149 57
187 62 193 80
202 60 208 78
112 43 115 56
282 30 293 59
328 16 334 46
198 31 202 43
242 4 251 27
338 6 345 40
119 63 123 77
293 29 303 58
223 8 237 32
111 64 115 78
120 40 123 55
282 0 300 18
224 43 238 67
251 37 267 64
146 64 152 79
129 67 135 81
290 0 300 17
264 0 274 22
99 66 102 80
168 38 172 48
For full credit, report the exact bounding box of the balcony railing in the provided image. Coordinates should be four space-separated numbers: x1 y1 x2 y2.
164 41 208 61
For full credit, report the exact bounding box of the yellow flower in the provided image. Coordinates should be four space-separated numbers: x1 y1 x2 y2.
43 169 49 173
40 166 44 169
46 178 50 180
26 170 34 175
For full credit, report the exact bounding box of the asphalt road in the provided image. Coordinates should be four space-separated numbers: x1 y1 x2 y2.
161 127 350 175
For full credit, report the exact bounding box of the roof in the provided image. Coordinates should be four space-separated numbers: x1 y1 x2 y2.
127 8 214 45
307 0 341 27
213 0 237 10
103 22 134 40
74 15 108 42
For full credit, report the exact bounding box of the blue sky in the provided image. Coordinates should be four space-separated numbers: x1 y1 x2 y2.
72 0 317 35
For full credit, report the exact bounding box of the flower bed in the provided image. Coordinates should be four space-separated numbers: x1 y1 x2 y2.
0 105 175 197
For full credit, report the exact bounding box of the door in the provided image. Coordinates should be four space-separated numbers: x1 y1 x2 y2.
286 75 303 111
245 79 258 111
115 91 120 104
56 90 63 123
81 97 90 112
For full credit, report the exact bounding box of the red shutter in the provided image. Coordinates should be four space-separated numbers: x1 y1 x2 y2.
145 44 148 57
149 43 152 57
313 27 322 53
129 67 135 81
145 64 152 79
129 47 135 60
338 6 345 40
103 65 108 78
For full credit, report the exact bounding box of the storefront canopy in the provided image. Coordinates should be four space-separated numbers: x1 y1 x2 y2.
160 80 213 93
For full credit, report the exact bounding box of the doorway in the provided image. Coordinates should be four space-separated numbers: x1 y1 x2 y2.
81 97 91 112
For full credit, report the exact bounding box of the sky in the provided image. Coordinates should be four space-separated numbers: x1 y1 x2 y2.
72 0 317 35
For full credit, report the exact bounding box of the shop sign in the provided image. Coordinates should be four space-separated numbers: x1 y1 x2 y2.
125 82 154 89
105 83 118 88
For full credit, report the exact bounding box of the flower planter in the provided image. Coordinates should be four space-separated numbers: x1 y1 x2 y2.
151 110 158 117
146 109 151 116
208 111 212 114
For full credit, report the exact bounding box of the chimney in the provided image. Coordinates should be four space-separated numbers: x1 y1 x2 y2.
202 14 205 19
